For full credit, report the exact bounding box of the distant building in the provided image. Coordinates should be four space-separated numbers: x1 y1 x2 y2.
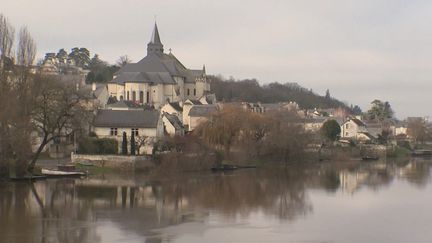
93 110 163 154
340 118 376 142
162 112 185 136
187 104 219 131
107 23 211 108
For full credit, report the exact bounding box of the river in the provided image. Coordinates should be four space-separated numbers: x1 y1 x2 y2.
1 158 432 243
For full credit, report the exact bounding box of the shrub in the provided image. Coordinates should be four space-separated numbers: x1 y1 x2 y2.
78 137 118 154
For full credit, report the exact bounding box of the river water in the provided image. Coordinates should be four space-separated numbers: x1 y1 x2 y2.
1 158 432 243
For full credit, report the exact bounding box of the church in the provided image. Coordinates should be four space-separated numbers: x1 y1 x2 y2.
107 23 211 108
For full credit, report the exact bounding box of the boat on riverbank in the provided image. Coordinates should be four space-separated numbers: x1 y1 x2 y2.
41 164 86 177
41 168 86 177
412 150 432 157
362 155 379 161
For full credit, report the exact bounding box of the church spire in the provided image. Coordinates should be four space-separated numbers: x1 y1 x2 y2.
147 22 164 55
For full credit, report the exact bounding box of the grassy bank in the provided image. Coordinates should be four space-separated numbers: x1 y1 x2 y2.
75 164 115 175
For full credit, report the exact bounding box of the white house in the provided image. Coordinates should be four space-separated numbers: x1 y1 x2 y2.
93 110 163 154
161 101 183 121
187 104 219 131
340 118 375 141
162 112 185 136
107 23 211 108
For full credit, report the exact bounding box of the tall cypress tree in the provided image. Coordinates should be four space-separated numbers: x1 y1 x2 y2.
130 132 136 155
121 132 128 155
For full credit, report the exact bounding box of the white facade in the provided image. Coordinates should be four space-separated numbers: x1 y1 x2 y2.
94 125 163 155
340 119 368 139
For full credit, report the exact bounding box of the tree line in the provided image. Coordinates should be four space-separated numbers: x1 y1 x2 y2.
209 75 357 111
41 47 132 83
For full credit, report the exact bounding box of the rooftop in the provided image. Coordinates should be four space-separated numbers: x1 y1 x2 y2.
94 110 159 128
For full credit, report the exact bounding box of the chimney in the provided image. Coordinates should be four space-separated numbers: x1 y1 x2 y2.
92 82 96 92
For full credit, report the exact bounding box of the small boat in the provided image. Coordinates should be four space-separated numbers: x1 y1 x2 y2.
41 164 86 177
412 150 432 157
211 164 238 172
41 168 86 177
362 156 379 161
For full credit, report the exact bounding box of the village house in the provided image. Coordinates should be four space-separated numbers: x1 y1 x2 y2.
107 23 211 108
187 104 219 131
162 112 185 136
93 110 164 154
340 118 376 142
243 102 300 114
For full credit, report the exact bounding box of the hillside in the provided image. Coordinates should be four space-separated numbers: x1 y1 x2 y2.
209 75 352 110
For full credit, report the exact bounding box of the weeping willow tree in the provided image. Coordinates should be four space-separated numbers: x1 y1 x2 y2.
195 105 245 157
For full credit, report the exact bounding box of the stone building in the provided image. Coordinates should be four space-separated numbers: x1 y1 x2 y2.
107 23 211 108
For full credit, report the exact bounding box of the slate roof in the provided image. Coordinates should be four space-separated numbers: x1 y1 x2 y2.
185 99 202 105
110 24 204 85
163 113 184 130
94 110 159 128
169 102 183 112
188 105 218 117
358 132 376 140
350 118 366 127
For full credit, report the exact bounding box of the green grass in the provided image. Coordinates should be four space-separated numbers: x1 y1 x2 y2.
75 164 115 175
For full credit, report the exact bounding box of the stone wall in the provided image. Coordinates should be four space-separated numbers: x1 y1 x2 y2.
71 152 154 170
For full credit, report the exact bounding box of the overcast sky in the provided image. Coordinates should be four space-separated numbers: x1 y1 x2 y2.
2 0 432 119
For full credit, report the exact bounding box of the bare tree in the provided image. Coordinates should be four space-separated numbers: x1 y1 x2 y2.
407 118 430 145
135 135 149 155
116 55 131 67
0 14 15 177
27 75 91 172
16 26 36 67
0 13 14 60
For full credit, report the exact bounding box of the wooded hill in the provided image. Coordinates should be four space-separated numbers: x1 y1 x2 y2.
209 75 352 110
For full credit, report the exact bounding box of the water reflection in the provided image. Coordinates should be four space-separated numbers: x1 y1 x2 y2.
1 158 432 243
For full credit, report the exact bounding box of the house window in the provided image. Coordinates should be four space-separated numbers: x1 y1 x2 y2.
110 128 118 136
132 91 136 102
146 91 150 103
139 91 144 104
131 128 139 136
346 124 349 129
119 95 124 101
345 132 348 136
127 91 130 100
187 89 190 96
194 88 196 96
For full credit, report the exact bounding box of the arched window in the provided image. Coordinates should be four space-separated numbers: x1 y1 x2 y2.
119 95 124 101
127 91 130 100
132 91 136 102
194 89 196 96
139 91 144 104
146 91 150 103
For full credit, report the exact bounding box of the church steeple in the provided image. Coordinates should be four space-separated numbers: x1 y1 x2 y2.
147 22 164 55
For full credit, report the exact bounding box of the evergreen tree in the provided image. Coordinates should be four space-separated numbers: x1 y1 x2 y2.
325 89 330 99
68 47 90 68
130 132 136 155
56 48 68 64
121 132 128 155
367 100 393 121
321 119 341 142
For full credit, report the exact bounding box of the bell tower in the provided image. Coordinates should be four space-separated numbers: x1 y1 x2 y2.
147 22 164 55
